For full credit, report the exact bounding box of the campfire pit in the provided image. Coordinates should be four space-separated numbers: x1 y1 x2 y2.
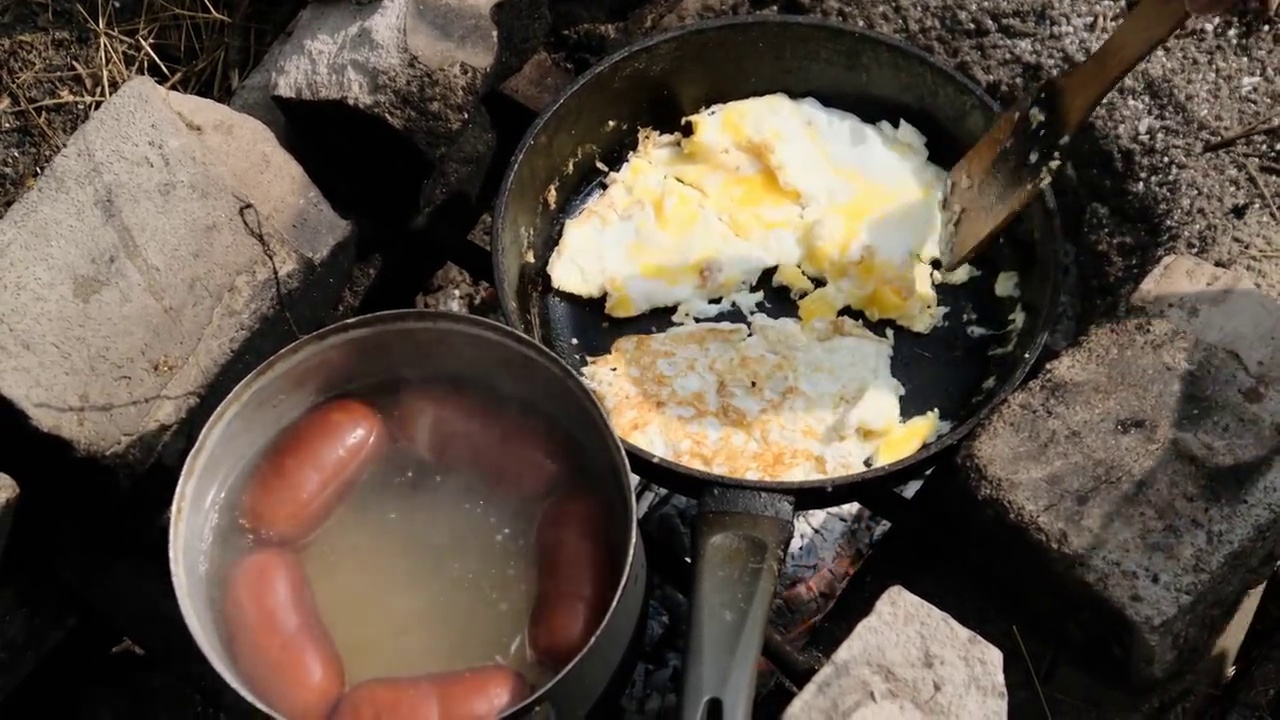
0 0 1276 717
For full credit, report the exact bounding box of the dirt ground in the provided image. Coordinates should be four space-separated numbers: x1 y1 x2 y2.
0 0 302 214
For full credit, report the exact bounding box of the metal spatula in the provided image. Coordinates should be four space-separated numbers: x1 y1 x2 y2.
941 0 1190 271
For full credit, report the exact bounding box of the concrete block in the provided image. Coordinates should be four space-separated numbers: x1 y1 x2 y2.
783 585 1008 719
1132 254 1280 381
260 0 548 166
961 256 1280 685
0 76 354 474
0 474 17 563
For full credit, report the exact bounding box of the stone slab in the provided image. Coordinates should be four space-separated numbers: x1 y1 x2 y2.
1132 254 1280 381
783 585 1008 719
961 257 1280 685
0 77 354 474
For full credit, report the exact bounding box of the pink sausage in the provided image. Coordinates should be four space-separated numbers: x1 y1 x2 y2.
330 665 532 720
392 385 569 499
240 397 387 545
529 493 615 671
223 547 345 720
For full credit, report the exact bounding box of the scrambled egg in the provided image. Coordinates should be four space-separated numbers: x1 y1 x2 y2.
548 94 974 333
582 314 949 480
551 94 1010 481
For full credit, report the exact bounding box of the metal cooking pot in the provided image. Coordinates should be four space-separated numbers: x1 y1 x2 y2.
168 310 647 718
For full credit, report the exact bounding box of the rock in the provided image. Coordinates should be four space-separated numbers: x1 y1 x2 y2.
261 0 548 167
413 262 498 317
0 474 17 563
0 77 354 474
495 50 574 113
227 14 301 142
782 585 1008 719
961 256 1280 685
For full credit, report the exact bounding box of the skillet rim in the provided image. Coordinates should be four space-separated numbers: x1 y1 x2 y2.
492 13 1063 493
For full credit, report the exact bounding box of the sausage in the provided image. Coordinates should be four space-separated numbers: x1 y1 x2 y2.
240 397 387 544
223 547 345 720
528 493 615 670
330 665 532 720
392 385 569 499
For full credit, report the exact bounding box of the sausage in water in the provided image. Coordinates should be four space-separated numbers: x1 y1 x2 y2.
223 547 345 720
528 493 615 671
330 665 532 720
392 386 568 499
240 397 387 545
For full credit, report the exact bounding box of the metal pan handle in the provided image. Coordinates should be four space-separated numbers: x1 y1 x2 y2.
679 487 795 720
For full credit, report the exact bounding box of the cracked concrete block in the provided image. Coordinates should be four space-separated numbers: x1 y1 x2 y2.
783 585 1008 719
262 0 548 167
0 474 18 563
0 76 354 474
961 259 1280 685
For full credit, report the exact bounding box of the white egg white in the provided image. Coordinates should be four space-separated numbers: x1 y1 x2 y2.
547 94 983 332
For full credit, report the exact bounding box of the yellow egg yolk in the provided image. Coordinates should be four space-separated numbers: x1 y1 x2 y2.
873 412 940 466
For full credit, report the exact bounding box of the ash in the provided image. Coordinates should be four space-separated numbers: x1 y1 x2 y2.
416 262 500 318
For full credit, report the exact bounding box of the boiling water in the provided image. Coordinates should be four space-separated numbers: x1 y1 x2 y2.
300 447 550 686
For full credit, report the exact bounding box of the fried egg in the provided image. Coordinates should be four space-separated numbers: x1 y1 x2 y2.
547 94 977 331
581 314 949 481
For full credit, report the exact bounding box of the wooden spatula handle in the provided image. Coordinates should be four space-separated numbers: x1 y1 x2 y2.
941 0 1190 271
1053 0 1189 138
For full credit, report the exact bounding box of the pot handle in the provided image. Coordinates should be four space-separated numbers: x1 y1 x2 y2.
679 487 795 720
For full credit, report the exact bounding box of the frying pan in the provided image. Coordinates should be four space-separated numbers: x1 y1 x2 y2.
492 15 1062 719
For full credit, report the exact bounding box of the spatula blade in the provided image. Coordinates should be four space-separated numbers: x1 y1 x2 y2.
941 82 1070 272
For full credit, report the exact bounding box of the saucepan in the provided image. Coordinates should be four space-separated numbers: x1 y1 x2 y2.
169 310 647 719
491 15 1063 719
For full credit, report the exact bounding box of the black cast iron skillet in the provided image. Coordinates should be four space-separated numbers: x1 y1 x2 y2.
493 15 1062 720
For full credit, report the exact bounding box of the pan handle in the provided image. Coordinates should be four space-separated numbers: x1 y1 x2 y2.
680 486 795 720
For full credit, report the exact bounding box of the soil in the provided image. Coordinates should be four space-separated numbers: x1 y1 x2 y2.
0 0 97 212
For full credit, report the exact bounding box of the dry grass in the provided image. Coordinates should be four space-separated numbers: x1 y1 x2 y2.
1 0 303 136
72 0 302 103
0 0 303 211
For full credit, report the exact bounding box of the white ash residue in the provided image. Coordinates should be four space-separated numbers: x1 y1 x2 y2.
415 262 499 318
